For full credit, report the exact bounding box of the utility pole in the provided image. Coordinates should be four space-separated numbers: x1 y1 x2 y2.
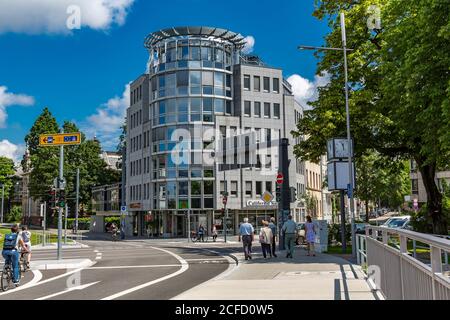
278 138 290 251
340 12 356 257
340 190 346 252
43 201 47 246
57 133 64 260
64 203 68 244
75 168 79 234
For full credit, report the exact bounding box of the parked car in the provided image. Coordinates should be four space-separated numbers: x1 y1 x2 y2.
296 223 306 245
381 216 411 229
355 223 369 234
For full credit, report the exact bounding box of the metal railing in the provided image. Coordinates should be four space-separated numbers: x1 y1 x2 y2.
356 226 450 300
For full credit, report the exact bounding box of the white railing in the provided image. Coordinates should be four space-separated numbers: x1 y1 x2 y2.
357 226 450 300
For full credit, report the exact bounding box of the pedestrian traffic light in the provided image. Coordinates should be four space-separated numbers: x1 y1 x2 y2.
48 188 56 209
289 187 297 203
57 190 65 208
275 184 281 202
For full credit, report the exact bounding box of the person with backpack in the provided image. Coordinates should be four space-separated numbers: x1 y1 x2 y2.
20 226 32 267
2 225 27 286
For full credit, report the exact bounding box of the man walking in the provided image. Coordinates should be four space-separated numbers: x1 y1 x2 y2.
268 217 277 258
239 217 254 260
282 215 297 258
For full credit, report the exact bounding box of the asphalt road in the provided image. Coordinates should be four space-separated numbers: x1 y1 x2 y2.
0 239 237 300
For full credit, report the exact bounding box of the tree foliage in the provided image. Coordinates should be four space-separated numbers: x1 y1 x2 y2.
23 109 121 216
0 156 15 198
293 0 450 233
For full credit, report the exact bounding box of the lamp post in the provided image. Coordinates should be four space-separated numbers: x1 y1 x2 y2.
298 12 356 257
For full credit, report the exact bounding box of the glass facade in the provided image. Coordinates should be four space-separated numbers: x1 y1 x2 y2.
147 35 237 212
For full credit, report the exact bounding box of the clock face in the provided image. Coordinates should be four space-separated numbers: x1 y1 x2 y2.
327 140 333 159
335 139 349 158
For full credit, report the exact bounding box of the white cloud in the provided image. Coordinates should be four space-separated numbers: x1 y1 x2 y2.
82 83 130 150
0 140 25 164
0 86 35 128
242 36 255 54
287 72 330 110
0 0 135 35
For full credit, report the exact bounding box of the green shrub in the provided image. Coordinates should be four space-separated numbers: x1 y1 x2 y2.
66 218 91 230
6 205 22 223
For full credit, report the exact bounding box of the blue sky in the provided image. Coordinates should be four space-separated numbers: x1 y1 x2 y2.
0 0 330 160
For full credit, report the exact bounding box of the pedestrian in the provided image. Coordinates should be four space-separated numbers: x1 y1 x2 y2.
259 221 273 258
268 217 278 257
305 215 317 256
281 214 297 259
239 217 254 260
212 224 218 242
198 225 205 242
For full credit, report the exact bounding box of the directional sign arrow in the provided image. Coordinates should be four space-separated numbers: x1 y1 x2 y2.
35 281 100 300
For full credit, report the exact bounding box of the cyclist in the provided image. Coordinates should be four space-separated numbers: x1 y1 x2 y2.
2 225 28 286
20 226 32 268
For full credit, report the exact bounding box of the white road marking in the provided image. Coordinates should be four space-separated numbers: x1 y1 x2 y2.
0 264 94 297
87 264 180 270
94 250 99 253
184 258 227 261
35 281 100 300
100 246 189 300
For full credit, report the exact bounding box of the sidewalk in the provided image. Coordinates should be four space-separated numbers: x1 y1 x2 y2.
173 247 380 300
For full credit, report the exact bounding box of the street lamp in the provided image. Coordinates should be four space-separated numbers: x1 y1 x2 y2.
298 12 356 258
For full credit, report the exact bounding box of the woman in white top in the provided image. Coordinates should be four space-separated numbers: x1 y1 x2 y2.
305 216 316 256
21 226 32 266
259 221 273 258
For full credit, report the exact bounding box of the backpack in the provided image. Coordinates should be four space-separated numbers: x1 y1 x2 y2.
3 233 18 250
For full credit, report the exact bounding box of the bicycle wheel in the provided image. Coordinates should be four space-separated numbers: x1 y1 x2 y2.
190 235 198 242
1 269 11 292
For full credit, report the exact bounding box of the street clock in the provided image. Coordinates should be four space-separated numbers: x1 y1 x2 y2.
327 138 353 160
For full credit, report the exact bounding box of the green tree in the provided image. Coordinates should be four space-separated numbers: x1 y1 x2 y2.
293 0 449 233
0 156 15 198
6 205 22 223
24 108 59 199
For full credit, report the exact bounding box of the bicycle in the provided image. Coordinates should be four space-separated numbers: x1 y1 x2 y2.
190 231 208 242
1 258 21 292
111 230 120 241
19 251 30 273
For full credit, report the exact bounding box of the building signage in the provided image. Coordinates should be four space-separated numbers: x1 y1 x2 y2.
130 203 141 209
245 199 278 209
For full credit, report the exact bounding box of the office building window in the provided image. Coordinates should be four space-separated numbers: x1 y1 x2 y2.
220 181 227 195
274 103 280 119
264 102 270 117
231 181 238 196
273 78 280 93
265 181 272 193
254 76 260 91
254 102 261 117
245 181 252 197
244 101 251 117
263 77 270 92
244 75 250 90
256 181 262 196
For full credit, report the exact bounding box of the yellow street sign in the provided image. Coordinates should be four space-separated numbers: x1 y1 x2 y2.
39 132 81 146
261 191 274 204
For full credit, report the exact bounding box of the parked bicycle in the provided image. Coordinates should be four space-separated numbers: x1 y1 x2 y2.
1 259 21 292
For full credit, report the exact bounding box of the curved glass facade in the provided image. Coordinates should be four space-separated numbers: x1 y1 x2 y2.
147 36 239 211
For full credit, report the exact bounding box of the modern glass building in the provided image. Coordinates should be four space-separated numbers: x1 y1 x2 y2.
125 26 307 237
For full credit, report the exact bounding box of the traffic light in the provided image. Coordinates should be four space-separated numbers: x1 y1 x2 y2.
289 187 297 203
57 190 65 208
275 184 281 202
48 188 56 209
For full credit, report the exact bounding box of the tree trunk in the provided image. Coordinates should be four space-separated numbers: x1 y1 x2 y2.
365 198 370 223
415 157 447 234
